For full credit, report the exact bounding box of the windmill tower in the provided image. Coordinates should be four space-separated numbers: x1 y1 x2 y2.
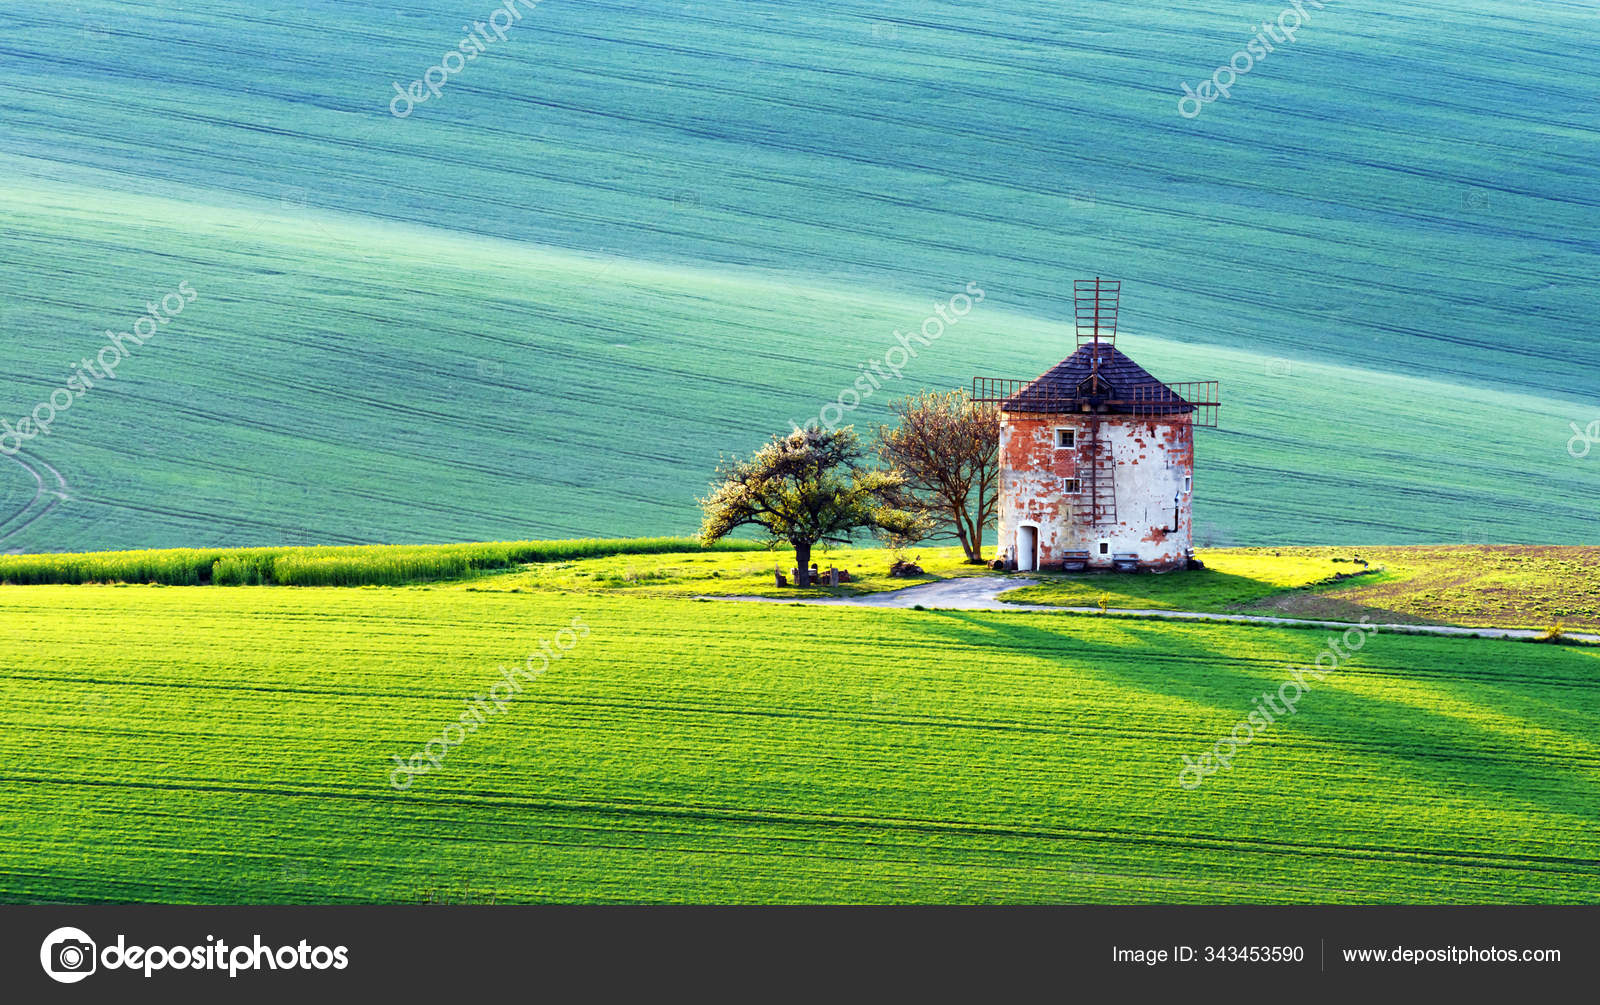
973 279 1220 572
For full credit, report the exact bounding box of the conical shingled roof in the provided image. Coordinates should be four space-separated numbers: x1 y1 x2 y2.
1003 343 1194 415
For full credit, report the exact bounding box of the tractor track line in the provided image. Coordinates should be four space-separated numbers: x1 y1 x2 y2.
0 449 68 547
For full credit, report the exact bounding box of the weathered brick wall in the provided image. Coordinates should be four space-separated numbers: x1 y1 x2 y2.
998 412 1194 570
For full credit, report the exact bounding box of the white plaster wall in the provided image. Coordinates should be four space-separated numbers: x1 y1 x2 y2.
998 415 1193 570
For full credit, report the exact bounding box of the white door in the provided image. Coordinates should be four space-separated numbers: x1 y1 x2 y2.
1017 526 1038 572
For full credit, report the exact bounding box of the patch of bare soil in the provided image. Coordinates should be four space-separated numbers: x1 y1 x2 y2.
1243 591 1450 627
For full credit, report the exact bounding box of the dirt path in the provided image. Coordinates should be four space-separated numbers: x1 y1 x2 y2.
710 577 1600 644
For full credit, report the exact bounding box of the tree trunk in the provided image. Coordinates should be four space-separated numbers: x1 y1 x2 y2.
956 524 977 564
954 503 981 563
793 540 812 587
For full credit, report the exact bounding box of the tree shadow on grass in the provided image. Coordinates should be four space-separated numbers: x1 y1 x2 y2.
1005 565 1420 622
908 609 1600 844
1009 563 1550 637
1004 567 1275 607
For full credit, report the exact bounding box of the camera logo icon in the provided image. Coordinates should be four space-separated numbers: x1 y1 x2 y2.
40 927 97 983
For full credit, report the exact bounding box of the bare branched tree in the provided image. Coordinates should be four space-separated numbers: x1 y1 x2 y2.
875 390 1000 564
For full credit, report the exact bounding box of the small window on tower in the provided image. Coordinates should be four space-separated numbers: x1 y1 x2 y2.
1055 428 1076 449
1184 475 1193 495
1063 478 1081 495
1098 540 1111 556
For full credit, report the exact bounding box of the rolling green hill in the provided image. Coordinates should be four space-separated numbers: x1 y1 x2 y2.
4 573 1597 904
1 174 1595 550
2 0 1597 550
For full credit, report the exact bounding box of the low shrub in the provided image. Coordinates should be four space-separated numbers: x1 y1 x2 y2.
0 537 764 588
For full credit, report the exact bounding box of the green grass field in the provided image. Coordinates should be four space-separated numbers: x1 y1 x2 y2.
7 538 1591 630
2 0 1597 551
1003 546 1600 633
1001 550 1363 611
3 1 1598 910
3 548 1598 904
453 543 988 597
1236 546 1600 632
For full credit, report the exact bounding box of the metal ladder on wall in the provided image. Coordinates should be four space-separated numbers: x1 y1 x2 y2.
1079 415 1117 526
